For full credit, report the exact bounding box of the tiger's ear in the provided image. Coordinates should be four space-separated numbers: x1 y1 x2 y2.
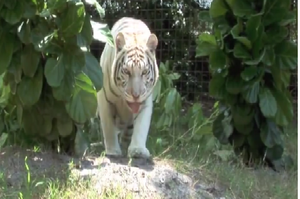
115 32 126 52
146 34 158 52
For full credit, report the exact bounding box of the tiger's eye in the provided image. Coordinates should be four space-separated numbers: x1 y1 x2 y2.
142 70 147 75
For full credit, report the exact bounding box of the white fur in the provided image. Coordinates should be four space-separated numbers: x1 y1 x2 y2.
97 17 157 158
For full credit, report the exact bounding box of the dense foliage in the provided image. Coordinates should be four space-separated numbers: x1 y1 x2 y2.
196 0 297 167
0 0 112 153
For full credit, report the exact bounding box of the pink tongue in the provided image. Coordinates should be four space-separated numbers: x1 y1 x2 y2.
127 102 141 113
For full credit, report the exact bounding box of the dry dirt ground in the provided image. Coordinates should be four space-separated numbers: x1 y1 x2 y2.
0 146 224 199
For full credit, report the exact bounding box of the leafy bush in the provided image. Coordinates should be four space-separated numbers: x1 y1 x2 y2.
0 0 112 153
196 0 297 167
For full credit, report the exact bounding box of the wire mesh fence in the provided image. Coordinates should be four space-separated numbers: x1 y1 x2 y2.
91 0 298 119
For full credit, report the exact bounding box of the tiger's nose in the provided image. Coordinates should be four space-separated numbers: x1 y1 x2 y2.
132 93 140 100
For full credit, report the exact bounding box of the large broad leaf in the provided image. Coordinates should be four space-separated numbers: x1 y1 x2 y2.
232 104 254 126
260 120 283 148
164 88 181 115
231 0 256 17
245 15 261 42
212 112 232 144
225 76 244 95
263 0 290 26
234 120 254 135
270 66 291 90
233 43 251 59
59 2 85 37
209 0 228 18
259 87 277 118
198 11 212 23
209 49 227 70
90 21 114 47
196 33 217 57
231 24 252 49
279 11 296 26
57 116 73 137
266 144 284 161
44 57 65 87
265 25 288 45
262 47 275 66
78 14 93 46
242 81 260 103
62 46 86 73
52 69 75 101
65 72 97 123
274 40 297 70
21 44 40 77
0 1 24 25
0 31 14 75
82 52 103 91
241 66 258 81
272 89 293 126
244 48 265 65
17 20 31 44
17 67 43 107
47 0 67 10
30 22 54 52
209 75 226 99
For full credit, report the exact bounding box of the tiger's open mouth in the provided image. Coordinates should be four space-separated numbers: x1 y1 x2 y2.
127 101 141 113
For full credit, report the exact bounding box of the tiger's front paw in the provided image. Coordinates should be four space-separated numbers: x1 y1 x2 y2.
128 146 151 158
105 148 123 157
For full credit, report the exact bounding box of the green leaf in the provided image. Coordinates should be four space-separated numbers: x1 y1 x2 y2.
17 67 43 107
272 89 293 126
232 104 254 126
0 31 14 75
44 57 65 87
244 47 265 65
57 116 73 137
209 0 228 18
209 75 226 99
62 46 85 73
83 52 103 91
231 0 256 17
274 40 297 70
52 70 74 101
259 87 277 118
263 0 290 26
21 44 40 77
86 0 105 18
234 121 254 135
74 127 89 157
65 73 97 123
247 130 264 149
262 47 275 66
164 88 177 113
242 81 260 103
213 16 231 35
90 21 114 47
230 133 246 148
266 144 284 161
209 50 227 70
260 120 283 148
3 0 16 9
198 11 212 22
241 66 258 81
8 51 22 83
17 20 31 44
0 133 8 149
59 2 85 37
246 15 261 42
196 33 218 57
0 1 24 25
79 14 93 46
47 0 67 10
225 76 244 95
233 43 251 59
265 25 288 45
278 11 296 26
212 112 232 144
30 22 54 52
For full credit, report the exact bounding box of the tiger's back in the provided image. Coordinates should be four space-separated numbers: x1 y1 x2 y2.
97 17 159 158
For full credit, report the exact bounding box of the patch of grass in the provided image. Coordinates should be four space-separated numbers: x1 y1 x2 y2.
0 120 297 199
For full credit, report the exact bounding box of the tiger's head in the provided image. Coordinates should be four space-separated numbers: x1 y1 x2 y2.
112 32 159 113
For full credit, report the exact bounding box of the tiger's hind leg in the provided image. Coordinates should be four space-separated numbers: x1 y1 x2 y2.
97 90 122 156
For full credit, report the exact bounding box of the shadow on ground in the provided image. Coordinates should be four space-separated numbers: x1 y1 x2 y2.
0 146 218 199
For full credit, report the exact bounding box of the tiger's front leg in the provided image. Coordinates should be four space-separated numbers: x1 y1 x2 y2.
128 97 153 158
97 91 122 156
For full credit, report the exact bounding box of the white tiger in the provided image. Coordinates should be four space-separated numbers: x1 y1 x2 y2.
97 17 159 158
